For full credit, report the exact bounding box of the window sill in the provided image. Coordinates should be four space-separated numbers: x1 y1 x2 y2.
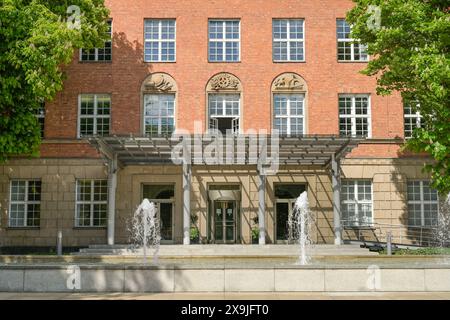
5 227 40 230
208 61 241 64
73 227 107 230
337 60 369 63
344 225 376 230
273 60 306 64
143 61 177 64
78 60 112 64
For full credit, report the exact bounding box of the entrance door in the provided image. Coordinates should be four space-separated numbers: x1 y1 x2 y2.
276 200 296 242
214 201 236 243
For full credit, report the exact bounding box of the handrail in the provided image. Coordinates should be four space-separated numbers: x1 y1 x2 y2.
341 219 449 247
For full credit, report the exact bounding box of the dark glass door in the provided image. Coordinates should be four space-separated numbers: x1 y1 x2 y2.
214 201 236 243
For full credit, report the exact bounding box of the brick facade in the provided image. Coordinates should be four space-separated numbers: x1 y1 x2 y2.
0 0 433 249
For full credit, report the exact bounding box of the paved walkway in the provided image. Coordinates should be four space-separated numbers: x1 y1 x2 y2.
1 292 450 300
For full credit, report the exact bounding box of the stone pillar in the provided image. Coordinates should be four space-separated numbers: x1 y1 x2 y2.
331 154 342 245
258 173 266 245
183 164 191 245
107 156 118 246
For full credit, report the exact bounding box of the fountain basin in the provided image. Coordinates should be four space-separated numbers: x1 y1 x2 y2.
1 255 450 293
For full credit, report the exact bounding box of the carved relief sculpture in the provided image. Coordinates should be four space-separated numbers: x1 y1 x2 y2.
273 73 305 91
144 74 174 92
210 73 240 91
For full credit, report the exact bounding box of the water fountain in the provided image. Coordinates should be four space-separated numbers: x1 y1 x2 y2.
289 191 314 265
129 199 161 264
434 194 450 248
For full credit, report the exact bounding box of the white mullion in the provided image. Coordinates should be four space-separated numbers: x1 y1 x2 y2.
158 21 162 62
354 181 359 225
287 97 292 135
93 95 98 135
90 180 95 227
351 97 356 136
286 20 291 61
420 181 425 226
23 181 29 227
222 22 226 61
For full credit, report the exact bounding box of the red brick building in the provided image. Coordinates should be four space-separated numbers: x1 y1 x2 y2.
0 0 435 250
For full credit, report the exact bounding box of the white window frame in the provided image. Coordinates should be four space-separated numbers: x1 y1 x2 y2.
144 19 176 62
208 94 241 134
273 93 306 135
143 94 176 136
337 19 368 62
208 19 241 62
9 180 41 228
79 20 113 62
341 180 373 227
407 180 439 227
77 94 111 138
404 102 422 139
36 103 45 138
339 94 372 138
75 180 108 228
273 19 305 62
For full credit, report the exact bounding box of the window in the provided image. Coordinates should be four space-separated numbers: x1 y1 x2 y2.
143 185 175 241
80 20 112 62
78 94 111 137
144 19 176 62
144 94 175 136
76 180 108 227
273 19 305 62
404 102 422 139
337 19 368 62
341 180 373 227
208 94 240 134
36 102 45 138
274 184 307 242
407 181 439 227
9 180 41 227
339 95 371 137
273 94 305 135
209 20 240 62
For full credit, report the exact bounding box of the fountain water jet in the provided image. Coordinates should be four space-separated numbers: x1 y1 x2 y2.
289 191 314 265
129 199 161 264
434 194 450 248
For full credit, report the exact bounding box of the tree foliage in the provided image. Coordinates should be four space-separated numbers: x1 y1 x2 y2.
347 0 450 193
347 0 450 194
0 0 109 159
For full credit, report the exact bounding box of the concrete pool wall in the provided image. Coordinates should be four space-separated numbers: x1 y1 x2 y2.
1 264 450 293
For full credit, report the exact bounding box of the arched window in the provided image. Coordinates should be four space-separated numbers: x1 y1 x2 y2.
206 73 242 134
141 73 177 136
271 73 307 136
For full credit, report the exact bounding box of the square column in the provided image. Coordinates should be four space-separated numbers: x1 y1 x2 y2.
183 164 191 245
331 154 342 245
258 173 266 245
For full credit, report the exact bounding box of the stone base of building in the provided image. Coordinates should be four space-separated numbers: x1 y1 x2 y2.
0 157 432 248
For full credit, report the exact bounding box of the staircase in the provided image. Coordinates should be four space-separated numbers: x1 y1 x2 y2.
73 244 377 257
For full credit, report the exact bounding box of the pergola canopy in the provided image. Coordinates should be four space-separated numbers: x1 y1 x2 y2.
89 134 364 168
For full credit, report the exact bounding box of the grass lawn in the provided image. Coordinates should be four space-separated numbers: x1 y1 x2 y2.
380 247 450 255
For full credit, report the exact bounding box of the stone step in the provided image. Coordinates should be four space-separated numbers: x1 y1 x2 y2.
73 244 377 256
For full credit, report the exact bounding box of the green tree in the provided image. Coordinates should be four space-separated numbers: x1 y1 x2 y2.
347 0 450 194
0 0 109 160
